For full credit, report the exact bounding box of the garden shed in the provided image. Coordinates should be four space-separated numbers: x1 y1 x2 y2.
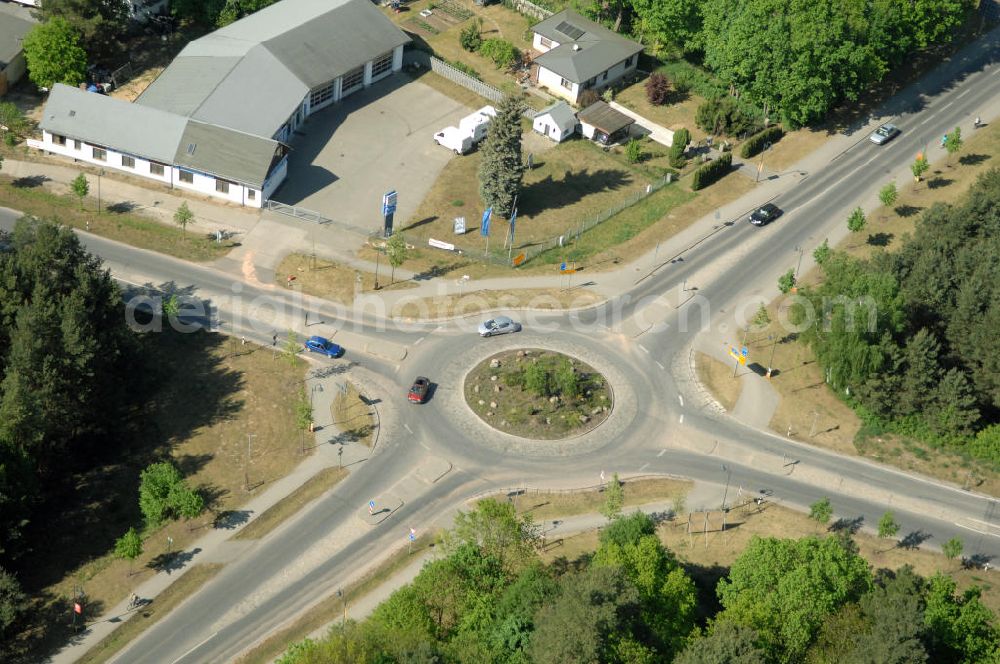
532 101 577 142
577 100 634 145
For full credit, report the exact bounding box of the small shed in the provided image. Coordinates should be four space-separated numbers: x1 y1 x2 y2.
577 100 634 146
532 101 577 142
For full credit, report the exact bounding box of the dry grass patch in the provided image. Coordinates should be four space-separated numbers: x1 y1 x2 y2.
393 287 603 319
761 126 835 173
234 467 349 541
511 478 692 522
332 382 376 447
276 253 416 305
15 331 307 660
695 351 742 412
234 532 439 664
541 502 999 615
76 563 223 664
614 83 709 143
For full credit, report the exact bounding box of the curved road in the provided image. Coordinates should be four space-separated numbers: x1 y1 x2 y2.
7 25 1000 664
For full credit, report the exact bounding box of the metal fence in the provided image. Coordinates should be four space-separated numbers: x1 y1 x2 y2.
110 62 133 90
265 200 336 226
404 51 537 119
518 174 674 265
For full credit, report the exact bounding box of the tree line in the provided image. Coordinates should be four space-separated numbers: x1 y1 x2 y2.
793 168 1000 465
277 497 999 663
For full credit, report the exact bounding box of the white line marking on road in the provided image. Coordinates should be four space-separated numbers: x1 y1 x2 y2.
170 631 219 664
655 361 664 370
639 463 649 472
414 336 425 346
938 100 954 111
657 449 666 457
639 344 649 354
957 88 970 98
954 522 1000 539
918 115 932 126
420 441 430 450
679 414 684 424
404 424 413 434
678 395 684 407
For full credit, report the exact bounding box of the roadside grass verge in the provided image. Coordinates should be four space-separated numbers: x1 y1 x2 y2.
503 477 692 522
275 253 416 305
15 330 307 660
0 177 229 261
331 382 375 447
234 532 439 664
76 564 224 664
233 467 349 541
393 287 603 319
694 351 742 412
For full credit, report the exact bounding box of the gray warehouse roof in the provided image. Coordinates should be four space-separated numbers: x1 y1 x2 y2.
0 4 35 73
40 84 281 188
532 10 642 84
137 0 409 137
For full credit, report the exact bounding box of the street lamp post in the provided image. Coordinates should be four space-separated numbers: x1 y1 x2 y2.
766 334 777 378
97 168 105 214
794 245 804 278
721 463 731 512
244 433 256 492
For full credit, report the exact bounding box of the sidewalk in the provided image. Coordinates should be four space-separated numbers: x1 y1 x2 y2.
51 360 368 664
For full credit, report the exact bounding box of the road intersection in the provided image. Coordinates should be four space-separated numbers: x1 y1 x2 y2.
5 24 1000 664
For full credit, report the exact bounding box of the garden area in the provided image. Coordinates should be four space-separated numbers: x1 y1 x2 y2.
464 348 612 439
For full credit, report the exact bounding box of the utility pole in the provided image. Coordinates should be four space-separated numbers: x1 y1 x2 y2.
766 334 777 378
374 250 381 290
97 169 104 214
721 463 731 512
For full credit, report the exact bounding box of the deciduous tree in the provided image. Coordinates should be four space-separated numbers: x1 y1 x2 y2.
878 511 900 541
385 233 407 285
22 17 87 91
174 202 193 234
599 472 624 520
71 173 89 210
114 527 143 576
809 497 833 524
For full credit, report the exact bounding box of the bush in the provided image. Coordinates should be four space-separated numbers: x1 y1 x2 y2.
645 72 669 105
459 18 482 52
479 38 520 70
625 138 642 164
448 59 481 80
669 127 689 168
696 96 763 137
601 88 614 102
656 60 727 99
690 152 732 190
578 88 600 109
524 362 552 397
740 126 784 158
970 425 1000 465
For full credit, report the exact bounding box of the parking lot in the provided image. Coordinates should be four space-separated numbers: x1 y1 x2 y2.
271 74 472 233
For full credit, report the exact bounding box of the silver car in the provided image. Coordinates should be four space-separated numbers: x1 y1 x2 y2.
869 123 900 145
478 316 522 337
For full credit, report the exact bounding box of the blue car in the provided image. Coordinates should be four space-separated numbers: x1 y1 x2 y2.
304 335 344 358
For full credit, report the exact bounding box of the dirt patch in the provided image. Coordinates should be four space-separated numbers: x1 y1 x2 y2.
542 502 1000 615
392 287 603 319
695 351 742 412
464 348 612 439
276 253 415 305
234 467 348 541
510 478 692 522
332 382 376 447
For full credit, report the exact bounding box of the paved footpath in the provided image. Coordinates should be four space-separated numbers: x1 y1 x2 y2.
51 359 368 664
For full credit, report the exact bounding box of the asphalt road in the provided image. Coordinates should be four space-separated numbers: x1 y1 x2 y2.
6 26 1000 663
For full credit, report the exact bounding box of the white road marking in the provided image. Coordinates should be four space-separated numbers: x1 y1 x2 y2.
954 522 1000 539
957 88 970 98
678 395 684 407
170 631 219 664
679 414 684 424
414 336 425 346
404 424 413 434
639 463 649 472
420 441 430 450
938 100 954 111
639 344 649 354
655 361 665 370
657 449 666 457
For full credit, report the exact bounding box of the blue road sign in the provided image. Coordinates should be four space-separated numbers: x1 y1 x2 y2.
560 261 567 271
382 190 397 217
741 346 748 357
369 499 376 509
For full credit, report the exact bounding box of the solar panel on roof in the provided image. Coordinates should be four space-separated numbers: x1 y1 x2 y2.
555 21 585 40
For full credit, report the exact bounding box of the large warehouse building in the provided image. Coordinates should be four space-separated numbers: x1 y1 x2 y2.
31 0 410 207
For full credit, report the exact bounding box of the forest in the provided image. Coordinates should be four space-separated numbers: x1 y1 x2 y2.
277 499 999 664
794 168 1000 465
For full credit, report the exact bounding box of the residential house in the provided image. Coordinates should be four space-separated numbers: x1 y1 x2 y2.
0 2 36 96
531 10 642 105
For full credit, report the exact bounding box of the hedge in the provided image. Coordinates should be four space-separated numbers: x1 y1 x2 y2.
691 153 732 191
669 127 689 168
740 126 784 159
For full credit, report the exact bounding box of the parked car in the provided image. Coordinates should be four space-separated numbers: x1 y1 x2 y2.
408 377 431 403
748 203 782 226
869 123 900 145
478 316 522 337
304 335 344 358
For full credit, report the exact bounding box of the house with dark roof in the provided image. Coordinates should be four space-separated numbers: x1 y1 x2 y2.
531 10 642 105
0 2 36 96
31 0 409 207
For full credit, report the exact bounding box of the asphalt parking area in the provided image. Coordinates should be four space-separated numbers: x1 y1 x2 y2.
271 75 471 233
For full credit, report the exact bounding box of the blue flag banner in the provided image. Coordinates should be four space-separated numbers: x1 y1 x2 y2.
481 207 493 237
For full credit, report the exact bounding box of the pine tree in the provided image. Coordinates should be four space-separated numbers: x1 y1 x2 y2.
478 94 525 218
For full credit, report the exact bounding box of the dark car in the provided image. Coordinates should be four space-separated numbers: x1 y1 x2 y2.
304 335 344 358
408 377 431 403
869 123 900 145
749 203 782 226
